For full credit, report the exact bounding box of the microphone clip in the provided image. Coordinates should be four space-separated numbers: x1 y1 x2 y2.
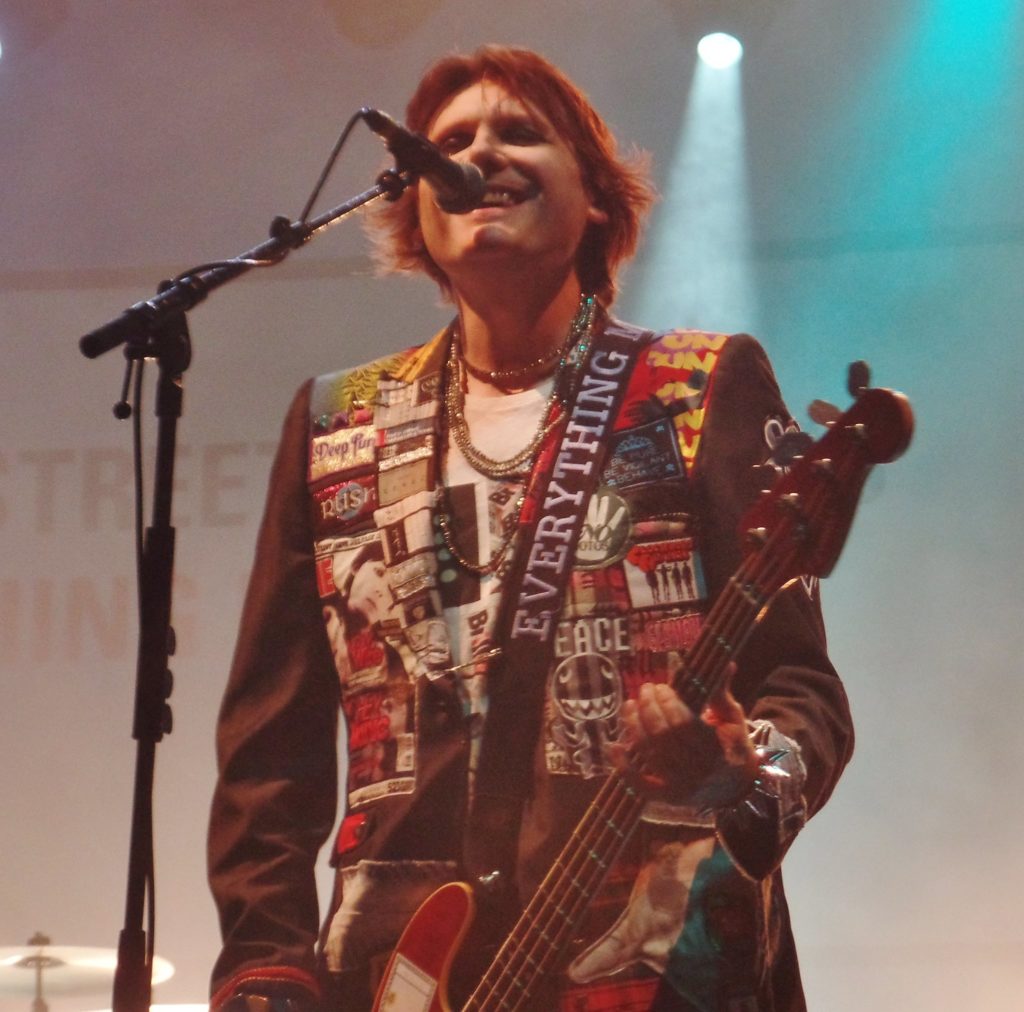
374 167 411 203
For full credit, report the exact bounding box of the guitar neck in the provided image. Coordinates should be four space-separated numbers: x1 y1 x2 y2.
467 388 910 1008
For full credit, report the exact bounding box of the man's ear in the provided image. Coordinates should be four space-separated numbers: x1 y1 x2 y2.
586 204 610 226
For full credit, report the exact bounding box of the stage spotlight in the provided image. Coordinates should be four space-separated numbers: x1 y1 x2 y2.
698 32 743 69
628 40 755 334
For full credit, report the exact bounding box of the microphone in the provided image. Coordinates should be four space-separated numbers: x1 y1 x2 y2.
362 108 486 213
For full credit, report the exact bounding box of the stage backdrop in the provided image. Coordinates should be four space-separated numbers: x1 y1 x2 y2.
2 2 1021 1010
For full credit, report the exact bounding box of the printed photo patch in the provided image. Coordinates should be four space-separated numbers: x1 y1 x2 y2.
404 617 449 677
313 529 419 811
398 587 441 627
343 683 415 810
622 537 706 610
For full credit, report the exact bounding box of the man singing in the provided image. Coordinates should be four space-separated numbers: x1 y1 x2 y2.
208 45 853 1012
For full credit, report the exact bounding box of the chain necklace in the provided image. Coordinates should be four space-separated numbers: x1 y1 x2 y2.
437 294 598 574
446 294 597 480
436 483 527 576
445 349 562 479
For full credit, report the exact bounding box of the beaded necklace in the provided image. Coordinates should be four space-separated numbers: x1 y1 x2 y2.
460 340 566 387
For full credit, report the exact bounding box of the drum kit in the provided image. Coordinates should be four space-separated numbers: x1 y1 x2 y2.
0 932 189 1011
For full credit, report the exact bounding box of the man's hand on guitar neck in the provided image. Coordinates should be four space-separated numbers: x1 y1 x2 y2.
611 674 761 813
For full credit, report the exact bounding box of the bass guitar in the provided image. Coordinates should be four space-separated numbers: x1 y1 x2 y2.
373 370 914 1012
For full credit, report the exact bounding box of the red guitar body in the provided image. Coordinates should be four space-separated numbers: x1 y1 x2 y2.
373 883 473 1012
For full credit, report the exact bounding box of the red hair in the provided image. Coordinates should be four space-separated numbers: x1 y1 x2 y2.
365 46 655 306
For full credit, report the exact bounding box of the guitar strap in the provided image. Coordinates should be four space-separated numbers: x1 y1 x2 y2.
463 317 653 889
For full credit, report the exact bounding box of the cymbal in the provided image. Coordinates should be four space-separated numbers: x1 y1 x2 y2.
0 945 174 996
86 1006 208 1011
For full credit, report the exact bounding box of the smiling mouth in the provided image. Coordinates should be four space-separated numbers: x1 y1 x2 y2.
477 185 537 208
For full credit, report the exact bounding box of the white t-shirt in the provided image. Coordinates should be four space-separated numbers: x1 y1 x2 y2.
440 378 553 778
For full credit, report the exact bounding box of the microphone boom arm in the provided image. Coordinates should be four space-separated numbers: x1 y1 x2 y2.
78 168 411 360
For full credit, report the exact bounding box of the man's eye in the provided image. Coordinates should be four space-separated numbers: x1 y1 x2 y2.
436 132 470 154
504 124 543 145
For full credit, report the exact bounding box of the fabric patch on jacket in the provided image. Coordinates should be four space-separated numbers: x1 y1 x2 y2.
622 537 706 610
617 330 728 475
373 490 453 678
663 846 764 1010
543 603 702 779
310 350 415 423
604 418 686 489
567 838 763 1012
575 486 632 569
569 836 716 985
314 474 379 530
546 499 706 779
310 424 376 483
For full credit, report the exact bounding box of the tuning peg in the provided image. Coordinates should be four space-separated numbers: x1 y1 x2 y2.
847 360 871 398
751 463 777 492
808 399 841 426
773 430 814 466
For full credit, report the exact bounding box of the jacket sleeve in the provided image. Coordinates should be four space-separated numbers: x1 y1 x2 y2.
695 334 855 878
208 380 341 1008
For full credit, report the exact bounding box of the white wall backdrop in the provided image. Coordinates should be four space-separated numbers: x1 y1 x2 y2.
2 2 1021 1010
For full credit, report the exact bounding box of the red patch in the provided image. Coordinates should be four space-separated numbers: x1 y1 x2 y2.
335 812 369 857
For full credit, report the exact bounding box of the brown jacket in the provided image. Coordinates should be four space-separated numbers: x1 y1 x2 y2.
209 325 853 1011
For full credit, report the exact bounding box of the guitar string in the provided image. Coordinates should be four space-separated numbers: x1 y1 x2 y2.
470 773 644 1010
480 551 775 1003
470 778 631 1004
472 435 868 1008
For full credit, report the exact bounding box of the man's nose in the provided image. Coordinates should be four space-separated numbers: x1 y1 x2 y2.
463 128 508 174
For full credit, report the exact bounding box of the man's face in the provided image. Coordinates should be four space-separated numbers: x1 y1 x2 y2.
417 80 607 290
347 559 390 626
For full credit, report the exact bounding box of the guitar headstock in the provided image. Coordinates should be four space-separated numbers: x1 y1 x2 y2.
740 383 914 589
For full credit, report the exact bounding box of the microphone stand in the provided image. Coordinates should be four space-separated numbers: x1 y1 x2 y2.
80 165 412 1012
